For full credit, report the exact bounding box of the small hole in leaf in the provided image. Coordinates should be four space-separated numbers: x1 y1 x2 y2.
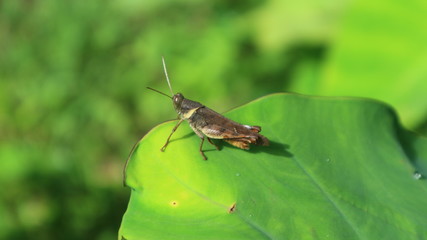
170 201 179 207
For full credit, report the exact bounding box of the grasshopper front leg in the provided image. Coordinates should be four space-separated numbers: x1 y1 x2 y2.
161 119 183 152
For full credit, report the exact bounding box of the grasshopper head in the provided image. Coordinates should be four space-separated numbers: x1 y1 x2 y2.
172 93 184 112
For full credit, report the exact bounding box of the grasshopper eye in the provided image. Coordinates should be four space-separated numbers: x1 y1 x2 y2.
173 94 183 102
172 94 184 108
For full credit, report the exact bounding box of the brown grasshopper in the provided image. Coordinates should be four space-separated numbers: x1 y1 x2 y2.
147 57 269 160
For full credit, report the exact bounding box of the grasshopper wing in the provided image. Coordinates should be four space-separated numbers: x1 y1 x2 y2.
189 107 269 149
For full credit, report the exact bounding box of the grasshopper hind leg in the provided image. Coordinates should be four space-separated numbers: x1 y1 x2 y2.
199 137 219 161
199 137 207 160
190 125 210 160
207 137 220 150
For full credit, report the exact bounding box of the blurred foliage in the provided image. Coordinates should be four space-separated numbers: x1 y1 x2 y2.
0 0 425 239
289 0 427 128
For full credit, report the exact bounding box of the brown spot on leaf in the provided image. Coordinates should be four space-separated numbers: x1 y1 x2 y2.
228 203 236 213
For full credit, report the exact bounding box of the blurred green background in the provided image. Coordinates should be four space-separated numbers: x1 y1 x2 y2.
0 0 426 239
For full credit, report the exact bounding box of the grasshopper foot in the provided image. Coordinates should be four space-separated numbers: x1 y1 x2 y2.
200 150 207 160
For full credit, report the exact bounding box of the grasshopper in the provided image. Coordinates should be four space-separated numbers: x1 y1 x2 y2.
148 57 269 160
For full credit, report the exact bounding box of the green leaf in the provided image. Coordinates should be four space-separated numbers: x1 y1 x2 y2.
119 94 427 240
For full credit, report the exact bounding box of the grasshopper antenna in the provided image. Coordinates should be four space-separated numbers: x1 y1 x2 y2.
146 87 172 99
162 56 174 96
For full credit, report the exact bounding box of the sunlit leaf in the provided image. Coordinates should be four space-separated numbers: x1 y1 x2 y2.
120 94 427 239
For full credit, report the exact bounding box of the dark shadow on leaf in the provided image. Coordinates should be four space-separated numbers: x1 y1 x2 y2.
169 133 220 153
167 133 293 158
249 140 293 158
203 148 219 153
213 140 293 158
169 132 195 143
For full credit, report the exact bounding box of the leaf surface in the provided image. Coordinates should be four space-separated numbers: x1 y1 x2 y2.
120 94 427 240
